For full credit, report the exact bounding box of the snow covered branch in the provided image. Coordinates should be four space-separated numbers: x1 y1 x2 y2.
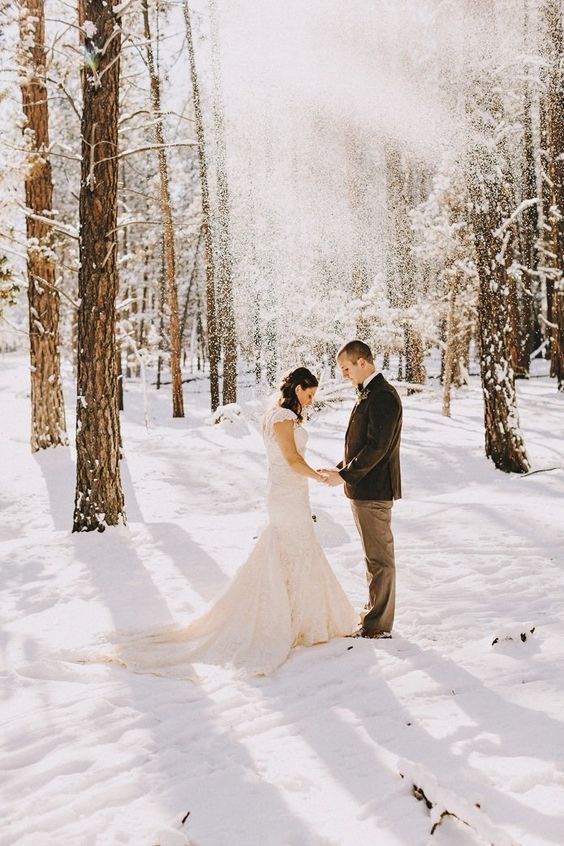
17 208 78 241
16 273 80 310
105 140 198 162
539 313 558 331
0 314 29 336
493 198 539 239
399 759 520 846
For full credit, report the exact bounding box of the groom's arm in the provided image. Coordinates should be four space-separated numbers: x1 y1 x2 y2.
339 393 400 484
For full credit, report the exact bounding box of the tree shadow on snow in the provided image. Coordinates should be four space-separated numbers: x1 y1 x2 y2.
243 634 564 844
145 520 230 604
33 447 76 532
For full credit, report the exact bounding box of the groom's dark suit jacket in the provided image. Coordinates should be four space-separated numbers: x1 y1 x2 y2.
337 373 402 501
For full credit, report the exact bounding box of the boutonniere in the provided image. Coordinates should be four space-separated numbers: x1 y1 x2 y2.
355 387 370 403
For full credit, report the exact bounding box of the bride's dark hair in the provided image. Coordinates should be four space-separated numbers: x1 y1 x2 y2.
278 367 318 423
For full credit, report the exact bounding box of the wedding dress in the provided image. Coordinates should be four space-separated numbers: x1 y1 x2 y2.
94 406 357 677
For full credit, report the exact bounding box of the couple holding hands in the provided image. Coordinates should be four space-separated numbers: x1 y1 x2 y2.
93 340 402 679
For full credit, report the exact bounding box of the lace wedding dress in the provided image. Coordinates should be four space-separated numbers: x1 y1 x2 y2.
94 406 357 677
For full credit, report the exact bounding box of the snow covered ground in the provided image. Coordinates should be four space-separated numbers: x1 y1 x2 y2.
1 352 563 846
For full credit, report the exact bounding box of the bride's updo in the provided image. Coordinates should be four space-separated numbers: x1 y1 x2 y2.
278 367 318 423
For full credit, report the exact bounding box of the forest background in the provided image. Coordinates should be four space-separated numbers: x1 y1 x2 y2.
1 3 564 845
1 0 563 532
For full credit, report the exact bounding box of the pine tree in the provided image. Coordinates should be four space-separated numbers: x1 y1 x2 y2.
73 0 126 531
517 0 541 374
184 0 220 410
540 0 564 390
141 0 184 417
209 0 237 405
18 0 68 452
467 136 530 473
385 142 426 390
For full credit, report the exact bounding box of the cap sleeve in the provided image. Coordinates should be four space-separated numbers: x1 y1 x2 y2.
272 407 296 424
262 405 296 437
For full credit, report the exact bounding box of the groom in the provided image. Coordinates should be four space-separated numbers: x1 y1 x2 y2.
322 340 402 639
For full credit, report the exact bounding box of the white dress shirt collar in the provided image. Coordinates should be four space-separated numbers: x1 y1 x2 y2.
362 371 379 389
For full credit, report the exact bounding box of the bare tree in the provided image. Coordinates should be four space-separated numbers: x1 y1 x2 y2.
18 0 67 452
141 0 184 416
73 0 126 531
183 0 220 410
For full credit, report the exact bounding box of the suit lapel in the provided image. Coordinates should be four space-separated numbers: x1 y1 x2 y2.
344 373 384 440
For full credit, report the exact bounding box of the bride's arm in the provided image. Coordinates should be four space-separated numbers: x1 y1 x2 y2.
273 421 326 482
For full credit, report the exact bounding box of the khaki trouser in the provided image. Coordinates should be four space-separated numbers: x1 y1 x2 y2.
350 499 395 633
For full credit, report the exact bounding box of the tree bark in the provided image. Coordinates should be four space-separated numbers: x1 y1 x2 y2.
517 0 540 373
252 293 262 384
551 285 564 389
73 0 126 531
137 244 150 362
540 0 564 389
179 224 203 347
183 0 220 410
467 148 530 473
18 0 67 452
142 0 184 416
209 0 237 405
442 274 458 417
506 266 528 379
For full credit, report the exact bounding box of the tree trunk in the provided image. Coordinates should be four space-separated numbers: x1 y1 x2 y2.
156 249 166 391
120 163 130 390
385 142 426 392
180 224 203 347
540 0 564 389
142 0 184 416
442 308 470 390
265 320 277 387
344 129 371 339
551 284 564 389
18 0 67 452
507 267 528 379
209 0 237 405
196 288 206 372
252 292 262 384
404 323 426 387
73 0 126 531
452 314 472 387
467 149 530 473
518 0 540 374
137 244 150 362
442 275 458 417
183 0 220 411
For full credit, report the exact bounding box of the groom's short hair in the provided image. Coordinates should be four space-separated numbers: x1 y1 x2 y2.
337 340 374 364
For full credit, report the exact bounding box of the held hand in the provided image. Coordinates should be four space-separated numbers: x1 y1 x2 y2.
314 469 329 483
318 468 344 487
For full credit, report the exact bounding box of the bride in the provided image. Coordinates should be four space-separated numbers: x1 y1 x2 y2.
96 367 357 677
